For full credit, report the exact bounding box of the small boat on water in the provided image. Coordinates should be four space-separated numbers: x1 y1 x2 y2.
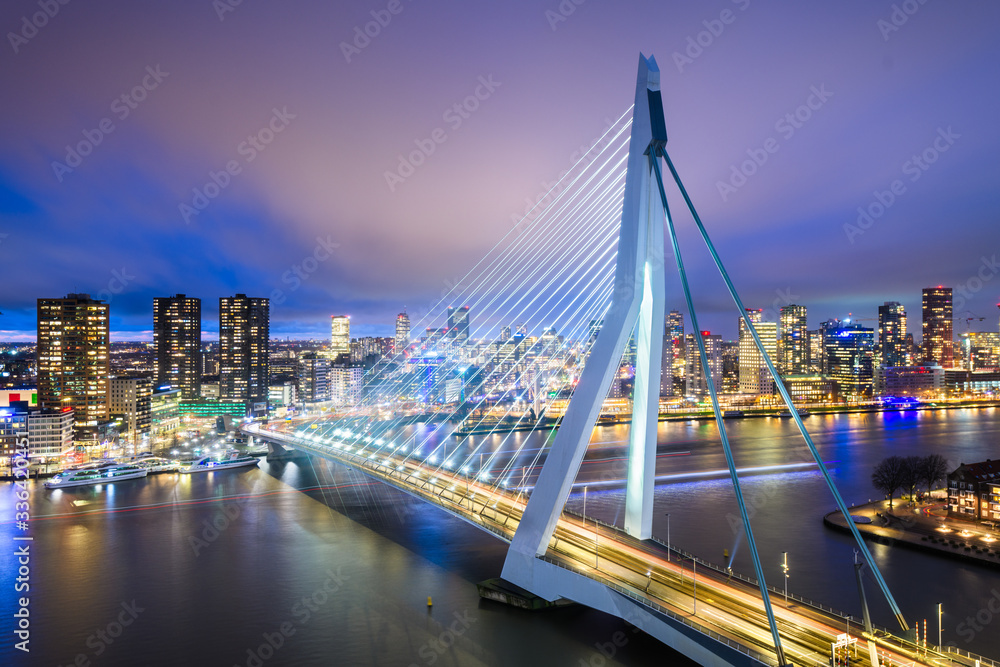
45 462 148 489
778 408 811 418
179 452 259 474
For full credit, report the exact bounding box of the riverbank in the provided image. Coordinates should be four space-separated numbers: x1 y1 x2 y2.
455 398 1000 435
823 495 1000 569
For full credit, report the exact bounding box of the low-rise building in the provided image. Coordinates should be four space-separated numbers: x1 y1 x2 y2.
0 401 74 463
947 459 1000 524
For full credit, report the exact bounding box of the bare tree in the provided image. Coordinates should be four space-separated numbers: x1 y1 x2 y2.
919 454 950 498
899 456 923 504
872 456 906 511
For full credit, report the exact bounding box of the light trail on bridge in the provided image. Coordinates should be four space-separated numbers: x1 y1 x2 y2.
246 424 982 667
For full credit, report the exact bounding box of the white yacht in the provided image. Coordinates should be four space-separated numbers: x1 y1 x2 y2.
179 452 259 474
45 462 148 489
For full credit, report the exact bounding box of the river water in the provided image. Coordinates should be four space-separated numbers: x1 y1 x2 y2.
3 408 1000 666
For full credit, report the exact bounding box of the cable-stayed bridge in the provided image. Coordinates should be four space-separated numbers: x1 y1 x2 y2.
244 55 994 667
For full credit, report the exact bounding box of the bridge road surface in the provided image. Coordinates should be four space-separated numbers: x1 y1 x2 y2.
245 423 980 667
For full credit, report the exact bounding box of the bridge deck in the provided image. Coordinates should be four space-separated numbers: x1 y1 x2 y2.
245 423 990 667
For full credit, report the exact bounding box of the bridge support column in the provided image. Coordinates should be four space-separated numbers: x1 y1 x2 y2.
505 53 668 561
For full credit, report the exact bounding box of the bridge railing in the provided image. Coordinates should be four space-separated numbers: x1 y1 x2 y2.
563 508 865 625
537 554 777 666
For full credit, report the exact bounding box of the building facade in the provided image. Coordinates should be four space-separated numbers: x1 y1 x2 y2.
922 287 953 368
37 294 110 442
947 460 1000 524
330 315 350 360
153 294 202 399
108 377 152 444
298 352 331 403
447 306 471 344
824 323 875 400
395 311 410 355
738 309 777 395
877 301 909 368
684 331 723 397
219 294 270 413
779 305 808 376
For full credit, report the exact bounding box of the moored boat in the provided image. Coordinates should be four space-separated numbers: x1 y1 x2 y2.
44 463 148 489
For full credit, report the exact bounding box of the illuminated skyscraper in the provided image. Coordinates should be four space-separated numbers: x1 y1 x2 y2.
219 294 269 412
684 331 723 397
661 310 684 396
778 305 808 376
37 294 110 441
738 309 777 395
877 301 908 368
153 294 202 398
330 315 350 360
825 323 875 399
922 287 953 367
395 311 410 355
447 305 471 343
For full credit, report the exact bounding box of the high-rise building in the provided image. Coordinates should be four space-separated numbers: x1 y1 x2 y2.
963 332 1000 371
330 315 350 360
661 310 685 396
825 323 875 399
331 365 364 406
109 377 152 445
297 352 331 403
922 287 953 367
447 306 471 344
395 311 410 355
877 301 909 368
153 294 202 398
684 331 723 397
778 305 808 376
721 340 739 394
738 309 777 395
219 294 270 412
37 294 110 442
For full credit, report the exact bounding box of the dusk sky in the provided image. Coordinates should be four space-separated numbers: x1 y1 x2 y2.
2 0 999 342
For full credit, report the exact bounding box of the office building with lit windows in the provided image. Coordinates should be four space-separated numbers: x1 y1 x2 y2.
330 315 350 360
738 309 777 395
219 294 269 413
922 287 953 367
824 323 875 400
37 294 110 442
447 306 471 344
778 305 808 376
395 311 410 355
877 301 908 368
153 294 202 399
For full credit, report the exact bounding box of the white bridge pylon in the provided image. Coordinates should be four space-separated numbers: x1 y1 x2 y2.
506 54 668 564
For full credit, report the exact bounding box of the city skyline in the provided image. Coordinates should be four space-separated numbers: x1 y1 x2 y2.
2 2 1000 341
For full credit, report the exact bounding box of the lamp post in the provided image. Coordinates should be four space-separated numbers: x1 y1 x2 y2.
645 570 652 593
938 603 943 649
782 551 789 603
666 512 671 562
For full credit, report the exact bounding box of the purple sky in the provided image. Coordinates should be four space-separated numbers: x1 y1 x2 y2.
2 0 999 342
